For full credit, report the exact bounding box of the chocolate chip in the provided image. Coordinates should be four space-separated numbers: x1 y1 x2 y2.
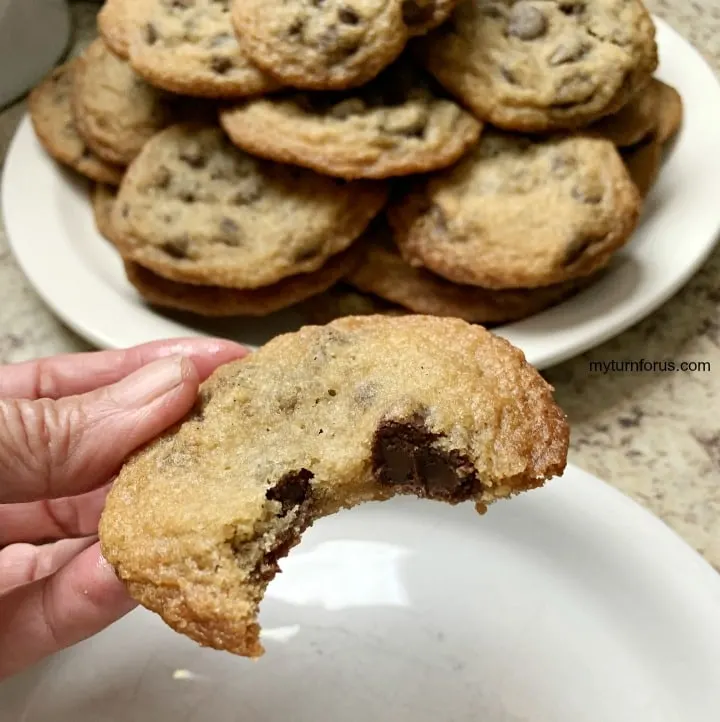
330 98 367 119
294 244 322 262
500 66 519 85
318 24 339 51
170 0 194 8
559 1 585 15
550 154 577 178
161 238 189 259
210 56 233 74
179 191 196 203
220 216 239 235
179 148 206 169
431 204 448 233
231 183 262 205
401 0 435 27
266 469 313 516
549 41 588 65
155 166 172 189
288 18 305 37
277 392 299 413
507 2 547 41
145 23 158 45
571 184 603 204
562 233 602 266
209 32 234 48
371 417 481 501
338 7 360 24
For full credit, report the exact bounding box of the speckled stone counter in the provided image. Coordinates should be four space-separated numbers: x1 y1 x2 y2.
1 2 719 567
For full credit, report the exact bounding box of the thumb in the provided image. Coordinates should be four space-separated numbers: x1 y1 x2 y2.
0 355 198 504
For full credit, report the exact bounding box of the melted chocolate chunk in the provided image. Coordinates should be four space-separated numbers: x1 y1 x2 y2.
266 469 313 516
371 417 482 501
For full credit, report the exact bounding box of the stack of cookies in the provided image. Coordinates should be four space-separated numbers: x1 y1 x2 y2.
28 0 684 326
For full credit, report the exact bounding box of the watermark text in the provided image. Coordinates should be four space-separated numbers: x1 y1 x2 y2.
588 359 711 374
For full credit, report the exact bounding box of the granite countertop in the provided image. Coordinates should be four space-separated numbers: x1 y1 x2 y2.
1 2 719 566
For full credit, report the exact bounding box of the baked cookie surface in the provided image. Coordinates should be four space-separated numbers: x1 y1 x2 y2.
231 0 460 89
99 314 569 657
73 38 175 166
299 283 405 324
97 0 130 59
29 60 124 185
220 59 482 179
91 182 120 241
92 180 361 315
654 79 683 144
113 123 388 288
587 77 662 147
420 0 658 131
348 241 589 323
127 0 279 97
123 249 361 317
389 130 641 289
622 136 662 198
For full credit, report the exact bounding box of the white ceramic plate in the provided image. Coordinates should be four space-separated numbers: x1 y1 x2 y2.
2 464 720 721
3 17 720 368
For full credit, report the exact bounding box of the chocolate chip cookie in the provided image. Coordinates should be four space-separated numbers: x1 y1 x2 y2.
123 247 361 317
113 123 388 288
587 77 662 147
654 79 683 144
126 0 280 98
298 283 404 324
389 130 641 289
220 59 481 179
348 240 592 323
73 39 175 166
231 0 460 90
98 0 130 59
419 0 658 131
99 314 569 657
622 136 662 198
29 60 124 185
91 182 120 242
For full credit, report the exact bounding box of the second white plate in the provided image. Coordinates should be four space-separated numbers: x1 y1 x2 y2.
3 17 720 368
2 464 720 721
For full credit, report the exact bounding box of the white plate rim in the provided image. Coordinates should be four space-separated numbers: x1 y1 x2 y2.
2 16 720 368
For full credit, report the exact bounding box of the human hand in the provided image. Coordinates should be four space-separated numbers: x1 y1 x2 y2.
0 338 248 680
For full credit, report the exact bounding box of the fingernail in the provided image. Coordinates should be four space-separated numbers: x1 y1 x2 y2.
115 355 189 408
